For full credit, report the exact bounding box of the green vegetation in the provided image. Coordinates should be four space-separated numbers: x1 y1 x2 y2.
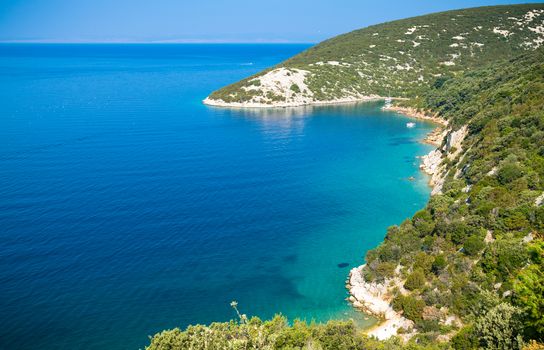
147 306 450 350
147 6 544 349
363 47 544 347
209 4 544 105
404 268 427 290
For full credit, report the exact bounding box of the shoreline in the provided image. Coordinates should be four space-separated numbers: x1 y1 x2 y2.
203 96 408 109
382 105 448 146
347 106 450 340
205 95 451 340
347 265 415 340
382 105 447 126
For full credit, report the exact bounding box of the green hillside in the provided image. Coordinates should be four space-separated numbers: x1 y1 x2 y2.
148 44 544 350
362 45 544 348
207 4 544 106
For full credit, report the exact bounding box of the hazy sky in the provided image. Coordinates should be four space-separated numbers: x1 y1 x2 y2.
0 0 542 43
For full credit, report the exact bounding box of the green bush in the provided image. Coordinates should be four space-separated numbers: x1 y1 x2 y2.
405 268 427 290
498 163 524 185
447 221 470 245
474 303 525 350
463 235 485 256
375 261 397 280
290 84 301 93
393 295 426 323
513 242 544 339
432 254 447 274
451 326 478 350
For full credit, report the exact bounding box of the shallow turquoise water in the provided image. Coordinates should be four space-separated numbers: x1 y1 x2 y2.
0 44 435 349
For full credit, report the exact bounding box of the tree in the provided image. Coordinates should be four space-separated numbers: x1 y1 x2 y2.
513 242 544 339
451 326 478 350
431 254 447 274
463 235 485 256
474 303 525 350
404 268 427 290
392 295 426 323
498 163 524 185
412 210 435 236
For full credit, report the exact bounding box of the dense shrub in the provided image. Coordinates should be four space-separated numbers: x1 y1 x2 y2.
474 303 525 350
463 235 485 256
498 163 524 185
451 326 478 350
432 255 447 274
393 295 426 323
513 242 544 339
405 268 427 290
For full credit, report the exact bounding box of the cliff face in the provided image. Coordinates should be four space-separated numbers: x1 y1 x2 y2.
421 125 468 195
206 4 544 107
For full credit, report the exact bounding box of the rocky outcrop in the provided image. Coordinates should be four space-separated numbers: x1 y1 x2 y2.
536 192 544 207
420 125 468 195
347 265 415 340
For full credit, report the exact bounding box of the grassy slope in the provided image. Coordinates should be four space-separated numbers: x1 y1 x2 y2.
147 45 544 350
209 4 544 104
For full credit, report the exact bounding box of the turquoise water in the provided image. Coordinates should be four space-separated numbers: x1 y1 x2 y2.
0 44 434 349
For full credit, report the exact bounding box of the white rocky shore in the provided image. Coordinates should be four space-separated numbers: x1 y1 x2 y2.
383 105 470 195
203 67 391 108
420 125 468 195
203 95 384 108
381 105 465 195
347 265 415 340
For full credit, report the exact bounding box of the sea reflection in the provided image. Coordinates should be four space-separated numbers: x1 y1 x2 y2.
223 106 313 142
214 101 386 142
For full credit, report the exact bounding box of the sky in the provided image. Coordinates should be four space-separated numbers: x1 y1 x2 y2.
0 0 542 43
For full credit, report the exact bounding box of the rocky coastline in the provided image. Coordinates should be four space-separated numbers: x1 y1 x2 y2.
203 95 402 108
347 265 415 340
346 106 469 340
205 95 464 341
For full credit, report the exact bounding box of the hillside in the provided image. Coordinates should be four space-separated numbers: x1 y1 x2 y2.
147 45 544 350
205 4 544 107
355 46 544 347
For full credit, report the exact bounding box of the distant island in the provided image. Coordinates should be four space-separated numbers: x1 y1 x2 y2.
149 4 544 349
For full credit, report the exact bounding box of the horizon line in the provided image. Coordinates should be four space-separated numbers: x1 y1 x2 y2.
0 40 318 45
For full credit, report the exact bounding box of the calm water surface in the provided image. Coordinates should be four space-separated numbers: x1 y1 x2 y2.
0 44 434 349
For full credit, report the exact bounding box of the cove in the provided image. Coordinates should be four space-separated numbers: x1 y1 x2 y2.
0 44 434 350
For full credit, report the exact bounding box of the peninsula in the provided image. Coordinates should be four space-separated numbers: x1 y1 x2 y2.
204 4 544 108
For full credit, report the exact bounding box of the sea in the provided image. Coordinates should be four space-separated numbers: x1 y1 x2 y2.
0 43 435 349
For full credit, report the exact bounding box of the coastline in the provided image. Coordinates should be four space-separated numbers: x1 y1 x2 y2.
204 95 453 340
347 106 469 340
346 106 448 340
382 105 448 146
347 265 415 340
382 106 447 126
203 96 407 109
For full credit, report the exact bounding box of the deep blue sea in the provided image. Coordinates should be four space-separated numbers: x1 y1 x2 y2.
0 44 435 349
